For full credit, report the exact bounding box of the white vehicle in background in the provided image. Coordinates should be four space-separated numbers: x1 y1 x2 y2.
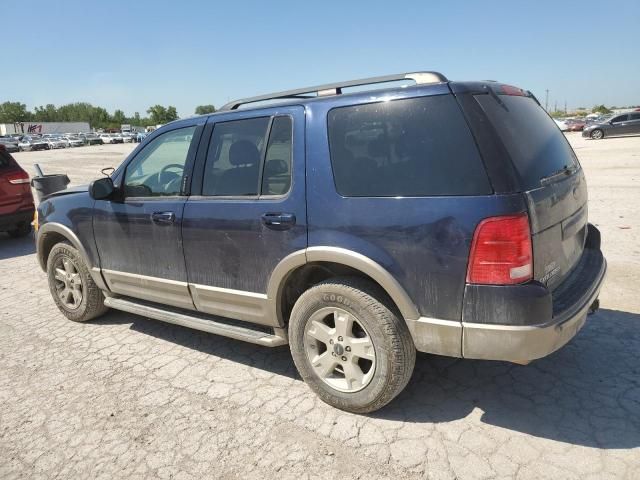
99 133 115 144
554 119 569 132
44 136 67 149
63 135 85 147
120 133 134 143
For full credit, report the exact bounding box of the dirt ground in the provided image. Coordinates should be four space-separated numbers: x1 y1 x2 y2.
1 134 639 479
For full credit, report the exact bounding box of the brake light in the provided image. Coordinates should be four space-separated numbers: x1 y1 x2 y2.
500 84 526 96
7 171 30 185
467 214 533 285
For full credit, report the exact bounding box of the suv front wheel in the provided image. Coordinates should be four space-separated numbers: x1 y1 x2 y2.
46 242 108 322
289 277 416 413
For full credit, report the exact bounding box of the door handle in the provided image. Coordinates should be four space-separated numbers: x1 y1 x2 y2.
261 212 296 230
151 211 176 224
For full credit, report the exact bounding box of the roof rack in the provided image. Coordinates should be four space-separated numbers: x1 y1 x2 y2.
220 71 448 111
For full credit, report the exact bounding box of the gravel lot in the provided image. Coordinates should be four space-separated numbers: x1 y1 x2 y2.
1 135 639 479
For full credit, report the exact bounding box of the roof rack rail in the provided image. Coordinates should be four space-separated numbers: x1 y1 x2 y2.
220 71 448 111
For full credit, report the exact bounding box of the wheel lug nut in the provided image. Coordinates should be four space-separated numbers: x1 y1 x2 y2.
337 336 343 342
341 356 347 361
345 346 351 352
329 339 334 344
332 352 337 357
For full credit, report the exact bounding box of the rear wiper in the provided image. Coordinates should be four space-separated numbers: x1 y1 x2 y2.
540 165 576 185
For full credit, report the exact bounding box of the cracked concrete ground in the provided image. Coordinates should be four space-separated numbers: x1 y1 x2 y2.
1 135 639 479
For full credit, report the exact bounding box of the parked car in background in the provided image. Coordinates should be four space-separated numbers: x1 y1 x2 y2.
121 133 134 143
35 72 606 413
62 135 85 147
582 112 640 139
44 136 67 149
565 118 586 131
99 134 116 144
82 133 104 145
18 136 50 151
553 118 568 131
0 138 20 153
0 145 34 237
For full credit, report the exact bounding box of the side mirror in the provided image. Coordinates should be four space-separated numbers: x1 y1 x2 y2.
89 177 115 200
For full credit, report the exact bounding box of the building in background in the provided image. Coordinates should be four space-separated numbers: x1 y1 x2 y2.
0 122 90 136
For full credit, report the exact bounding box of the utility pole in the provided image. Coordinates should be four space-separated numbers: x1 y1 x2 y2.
564 100 567 114
554 101 557 112
545 89 549 111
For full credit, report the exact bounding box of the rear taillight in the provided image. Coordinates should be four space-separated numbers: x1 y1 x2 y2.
466 214 533 285
7 171 30 184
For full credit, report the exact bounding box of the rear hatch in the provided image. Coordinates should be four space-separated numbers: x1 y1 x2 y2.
474 89 587 290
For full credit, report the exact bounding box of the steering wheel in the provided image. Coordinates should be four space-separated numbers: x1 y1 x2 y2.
158 164 184 193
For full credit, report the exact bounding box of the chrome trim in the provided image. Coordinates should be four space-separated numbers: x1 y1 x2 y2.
406 317 462 357
102 269 194 310
104 296 287 347
189 284 272 326
36 223 108 290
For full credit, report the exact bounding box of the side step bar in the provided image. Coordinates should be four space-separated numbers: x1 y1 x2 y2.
104 297 288 347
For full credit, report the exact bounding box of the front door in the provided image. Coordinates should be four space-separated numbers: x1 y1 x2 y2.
182 106 306 326
93 123 202 309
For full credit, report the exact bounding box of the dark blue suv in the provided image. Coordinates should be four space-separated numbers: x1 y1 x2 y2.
35 72 606 413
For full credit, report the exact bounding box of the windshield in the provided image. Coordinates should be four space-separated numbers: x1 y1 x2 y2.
475 94 579 190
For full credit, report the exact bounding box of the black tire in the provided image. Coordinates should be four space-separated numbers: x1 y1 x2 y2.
590 129 604 140
7 222 32 238
289 277 416 413
46 242 108 322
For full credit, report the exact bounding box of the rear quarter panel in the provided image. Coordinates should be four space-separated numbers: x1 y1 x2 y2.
305 92 527 321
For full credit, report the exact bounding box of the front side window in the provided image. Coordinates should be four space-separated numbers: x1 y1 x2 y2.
124 126 196 197
202 116 293 196
327 95 491 197
611 115 628 123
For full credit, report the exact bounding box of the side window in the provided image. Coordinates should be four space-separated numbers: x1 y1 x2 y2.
262 116 293 195
202 116 292 197
327 95 491 197
629 113 640 121
612 115 628 123
124 126 196 197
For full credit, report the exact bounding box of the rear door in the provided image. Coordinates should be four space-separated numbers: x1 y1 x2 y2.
474 91 587 290
626 112 640 135
182 106 306 326
610 114 631 135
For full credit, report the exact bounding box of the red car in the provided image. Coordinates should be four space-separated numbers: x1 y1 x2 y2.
566 118 586 131
0 145 34 237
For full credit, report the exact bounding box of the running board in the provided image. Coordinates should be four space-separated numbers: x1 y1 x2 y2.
104 297 288 347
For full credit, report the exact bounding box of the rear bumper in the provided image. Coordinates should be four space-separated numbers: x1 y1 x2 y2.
462 247 606 362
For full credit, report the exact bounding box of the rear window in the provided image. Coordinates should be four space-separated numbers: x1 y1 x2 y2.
475 94 579 191
327 95 491 197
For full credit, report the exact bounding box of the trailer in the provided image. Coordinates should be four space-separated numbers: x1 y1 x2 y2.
0 122 90 136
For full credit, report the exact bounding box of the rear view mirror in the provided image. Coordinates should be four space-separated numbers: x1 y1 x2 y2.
89 177 115 200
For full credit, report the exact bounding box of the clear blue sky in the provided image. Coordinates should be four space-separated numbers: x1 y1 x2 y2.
3 0 638 117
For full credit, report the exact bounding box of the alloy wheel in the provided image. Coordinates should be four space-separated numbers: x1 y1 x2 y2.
303 307 376 393
53 256 83 310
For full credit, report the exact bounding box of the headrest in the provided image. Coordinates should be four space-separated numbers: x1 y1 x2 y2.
229 140 260 166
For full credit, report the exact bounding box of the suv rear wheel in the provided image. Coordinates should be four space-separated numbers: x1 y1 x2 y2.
289 277 415 413
46 242 108 322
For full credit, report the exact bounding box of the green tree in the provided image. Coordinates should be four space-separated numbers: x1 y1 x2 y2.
112 109 127 125
147 105 167 124
195 104 216 115
0 101 31 122
33 104 58 122
592 104 611 115
166 106 178 122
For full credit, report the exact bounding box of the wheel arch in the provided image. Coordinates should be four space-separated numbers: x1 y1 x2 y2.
36 223 108 290
267 247 420 327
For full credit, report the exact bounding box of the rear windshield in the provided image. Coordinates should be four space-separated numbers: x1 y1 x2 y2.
475 94 579 191
327 95 491 197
